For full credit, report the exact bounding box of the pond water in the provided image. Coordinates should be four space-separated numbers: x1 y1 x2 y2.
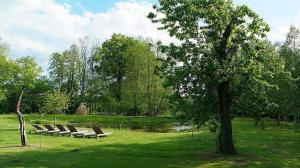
70 122 196 133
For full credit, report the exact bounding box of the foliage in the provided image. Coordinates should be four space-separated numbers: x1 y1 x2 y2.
41 92 70 114
0 51 44 113
148 0 289 154
93 34 170 115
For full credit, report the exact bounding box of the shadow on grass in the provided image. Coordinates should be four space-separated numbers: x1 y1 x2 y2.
0 128 19 132
1 117 300 168
0 133 265 168
0 145 39 149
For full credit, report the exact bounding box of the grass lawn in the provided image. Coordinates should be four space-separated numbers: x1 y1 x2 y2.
0 115 299 168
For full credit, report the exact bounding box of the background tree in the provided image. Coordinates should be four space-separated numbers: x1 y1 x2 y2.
9 56 42 146
79 37 89 101
277 25 300 130
97 34 133 114
41 92 70 123
49 52 65 92
49 44 81 113
95 34 169 116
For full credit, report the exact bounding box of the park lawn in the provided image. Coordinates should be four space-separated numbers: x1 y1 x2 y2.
0 115 299 168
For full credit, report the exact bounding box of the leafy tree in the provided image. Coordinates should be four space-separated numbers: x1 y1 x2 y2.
23 77 54 113
97 34 133 114
78 37 89 100
15 56 42 146
95 34 169 115
41 92 70 123
49 52 65 91
0 41 13 107
50 45 81 97
148 0 271 154
278 25 300 130
233 41 290 127
84 45 108 114
1 56 42 146
49 44 82 113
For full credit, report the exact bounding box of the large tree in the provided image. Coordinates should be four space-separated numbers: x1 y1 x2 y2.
148 0 270 154
1 56 42 146
94 34 169 115
97 34 133 114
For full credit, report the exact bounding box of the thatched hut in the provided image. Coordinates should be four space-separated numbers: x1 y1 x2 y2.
75 103 88 115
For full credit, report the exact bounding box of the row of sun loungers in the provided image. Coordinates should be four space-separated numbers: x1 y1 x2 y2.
32 124 112 139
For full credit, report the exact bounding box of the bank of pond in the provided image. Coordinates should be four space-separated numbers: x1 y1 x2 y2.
26 114 196 133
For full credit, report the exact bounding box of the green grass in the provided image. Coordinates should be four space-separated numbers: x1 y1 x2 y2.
0 115 300 168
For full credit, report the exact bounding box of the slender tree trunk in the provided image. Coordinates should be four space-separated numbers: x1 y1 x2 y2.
147 48 151 116
80 47 87 101
277 113 280 125
16 90 27 147
80 67 86 100
134 69 139 116
153 76 157 116
217 81 235 154
156 89 167 114
117 77 122 115
293 113 298 132
117 53 123 115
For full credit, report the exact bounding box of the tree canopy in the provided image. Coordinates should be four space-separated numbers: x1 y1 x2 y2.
148 0 286 154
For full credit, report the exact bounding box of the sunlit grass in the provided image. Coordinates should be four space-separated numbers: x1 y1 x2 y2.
0 115 299 167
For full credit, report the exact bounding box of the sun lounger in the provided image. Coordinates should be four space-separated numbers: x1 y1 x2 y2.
55 124 71 136
44 124 60 135
83 127 113 139
32 124 48 134
66 125 88 137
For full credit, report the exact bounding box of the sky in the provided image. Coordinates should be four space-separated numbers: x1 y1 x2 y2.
1 0 300 73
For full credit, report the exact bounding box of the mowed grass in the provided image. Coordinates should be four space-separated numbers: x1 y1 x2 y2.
0 115 299 168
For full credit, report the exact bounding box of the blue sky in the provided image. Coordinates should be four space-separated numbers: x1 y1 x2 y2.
57 0 300 26
1 0 300 73
56 0 300 16
57 0 157 13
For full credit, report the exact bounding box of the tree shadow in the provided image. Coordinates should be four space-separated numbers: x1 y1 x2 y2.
1 117 300 168
0 145 39 148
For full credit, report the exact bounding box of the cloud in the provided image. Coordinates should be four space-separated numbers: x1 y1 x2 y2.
267 11 300 43
4 0 297 73
0 0 174 72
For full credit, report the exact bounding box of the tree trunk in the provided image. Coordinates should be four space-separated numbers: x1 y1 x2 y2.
117 60 123 115
16 90 27 147
293 113 298 132
217 81 235 154
277 114 280 125
133 68 139 116
153 76 157 116
147 47 151 117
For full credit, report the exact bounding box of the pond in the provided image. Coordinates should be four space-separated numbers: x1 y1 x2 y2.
69 122 196 133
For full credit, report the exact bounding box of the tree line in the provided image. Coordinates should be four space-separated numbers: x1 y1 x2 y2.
49 34 171 116
0 34 171 116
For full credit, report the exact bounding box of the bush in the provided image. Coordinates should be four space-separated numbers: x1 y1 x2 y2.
208 119 218 133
